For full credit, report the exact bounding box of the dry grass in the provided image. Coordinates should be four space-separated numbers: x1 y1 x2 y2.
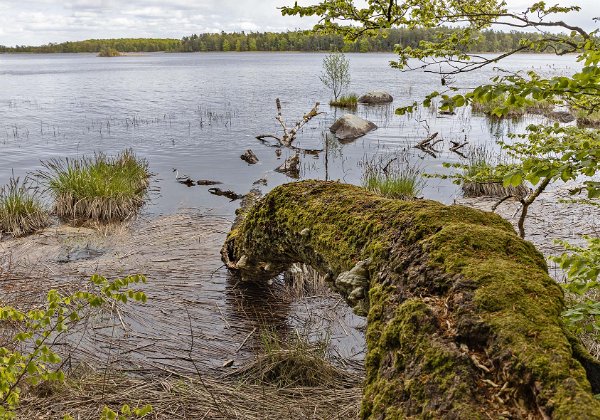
38 150 150 222
0 177 49 238
462 181 529 199
230 328 358 389
19 367 361 419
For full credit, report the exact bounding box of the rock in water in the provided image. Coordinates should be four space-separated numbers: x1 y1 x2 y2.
329 114 377 141
241 149 259 164
275 153 300 178
358 91 393 104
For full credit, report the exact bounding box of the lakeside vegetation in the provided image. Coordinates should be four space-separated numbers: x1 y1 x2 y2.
37 150 150 222
0 28 548 54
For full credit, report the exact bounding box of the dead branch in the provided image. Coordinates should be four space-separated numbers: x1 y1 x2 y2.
258 99 323 148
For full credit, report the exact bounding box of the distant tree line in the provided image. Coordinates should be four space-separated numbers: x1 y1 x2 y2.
0 29 545 54
0 38 181 53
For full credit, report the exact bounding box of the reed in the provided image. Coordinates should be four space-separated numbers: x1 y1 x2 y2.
461 147 529 199
0 177 49 237
361 153 424 199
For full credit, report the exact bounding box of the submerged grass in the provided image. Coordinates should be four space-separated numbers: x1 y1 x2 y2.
0 177 49 237
38 150 150 222
330 94 358 109
361 153 424 200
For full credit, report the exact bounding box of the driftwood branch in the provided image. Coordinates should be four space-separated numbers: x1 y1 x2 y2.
256 99 323 148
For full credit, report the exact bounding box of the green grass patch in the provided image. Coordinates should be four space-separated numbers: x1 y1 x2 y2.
0 177 49 237
361 153 424 200
330 94 358 109
38 150 150 222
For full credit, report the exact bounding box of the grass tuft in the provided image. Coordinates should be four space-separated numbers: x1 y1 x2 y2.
461 147 529 199
232 329 355 388
0 177 50 237
330 94 358 109
361 153 424 200
471 95 554 118
38 150 150 222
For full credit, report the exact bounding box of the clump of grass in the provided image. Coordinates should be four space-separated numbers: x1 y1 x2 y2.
232 329 354 388
0 177 49 237
38 150 150 222
361 153 424 200
329 94 358 109
471 95 553 118
461 147 529 199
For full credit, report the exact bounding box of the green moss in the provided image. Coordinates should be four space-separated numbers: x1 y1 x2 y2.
224 180 600 419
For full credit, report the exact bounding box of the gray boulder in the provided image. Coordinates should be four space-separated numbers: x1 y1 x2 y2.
358 91 393 104
329 114 377 141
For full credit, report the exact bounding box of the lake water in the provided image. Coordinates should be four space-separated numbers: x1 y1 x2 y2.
0 51 583 376
0 52 580 217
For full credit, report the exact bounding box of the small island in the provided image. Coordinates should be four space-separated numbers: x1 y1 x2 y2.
97 46 121 57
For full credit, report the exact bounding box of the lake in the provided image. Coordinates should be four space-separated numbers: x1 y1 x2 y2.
0 52 580 217
0 51 584 377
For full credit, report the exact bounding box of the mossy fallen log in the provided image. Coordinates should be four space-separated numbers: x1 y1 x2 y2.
221 180 600 419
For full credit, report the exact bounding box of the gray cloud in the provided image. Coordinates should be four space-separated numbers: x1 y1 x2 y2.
0 0 597 46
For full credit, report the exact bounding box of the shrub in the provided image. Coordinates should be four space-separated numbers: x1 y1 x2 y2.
0 177 49 237
38 150 150 222
320 52 351 101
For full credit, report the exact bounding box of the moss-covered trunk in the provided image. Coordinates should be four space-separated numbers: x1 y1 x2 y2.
221 180 600 419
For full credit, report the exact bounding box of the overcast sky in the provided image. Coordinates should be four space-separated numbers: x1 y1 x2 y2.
0 0 598 47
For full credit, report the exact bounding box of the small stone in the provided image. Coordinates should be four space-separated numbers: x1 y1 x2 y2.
300 228 310 236
358 91 393 104
222 359 234 368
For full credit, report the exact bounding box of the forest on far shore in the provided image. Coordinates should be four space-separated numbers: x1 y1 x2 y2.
0 28 546 54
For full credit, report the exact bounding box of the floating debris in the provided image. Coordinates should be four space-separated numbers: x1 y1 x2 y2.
241 149 259 165
208 188 244 201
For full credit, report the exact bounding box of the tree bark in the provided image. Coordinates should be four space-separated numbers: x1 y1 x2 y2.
221 180 600 419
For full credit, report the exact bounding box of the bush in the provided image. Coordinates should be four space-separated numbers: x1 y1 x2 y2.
38 150 150 222
0 177 49 237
